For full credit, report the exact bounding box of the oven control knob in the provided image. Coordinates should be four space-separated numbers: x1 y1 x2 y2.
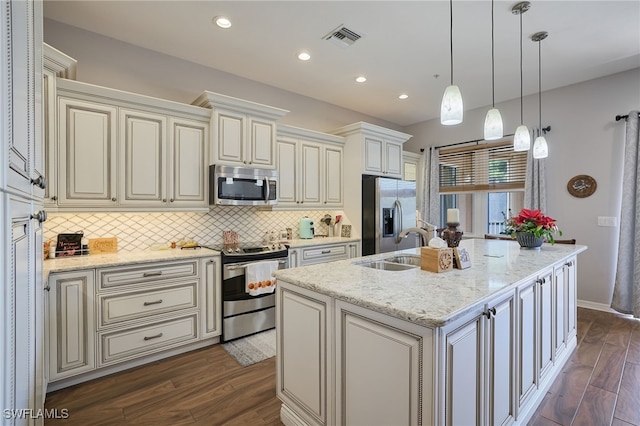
271 244 276 250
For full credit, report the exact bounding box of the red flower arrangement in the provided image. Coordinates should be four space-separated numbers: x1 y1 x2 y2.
505 208 562 244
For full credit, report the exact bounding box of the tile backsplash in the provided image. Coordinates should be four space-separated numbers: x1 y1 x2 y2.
44 207 348 252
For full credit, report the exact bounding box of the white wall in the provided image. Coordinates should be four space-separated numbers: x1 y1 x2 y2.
43 19 403 134
404 68 640 309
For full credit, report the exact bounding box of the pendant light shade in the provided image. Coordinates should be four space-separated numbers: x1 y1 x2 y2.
512 2 531 151
483 0 502 140
531 30 549 159
484 108 503 140
513 125 531 151
441 85 463 125
533 134 548 159
441 0 463 125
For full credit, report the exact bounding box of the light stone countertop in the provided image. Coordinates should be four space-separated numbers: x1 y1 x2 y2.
44 247 220 277
273 239 587 328
284 236 360 248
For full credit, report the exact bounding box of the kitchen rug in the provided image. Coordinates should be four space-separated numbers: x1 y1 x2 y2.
222 329 276 367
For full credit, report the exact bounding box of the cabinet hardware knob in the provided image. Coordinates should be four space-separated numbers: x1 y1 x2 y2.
31 175 46 189
565 261 573 267
162 198 167 202
143 333 163 341
51 195 57 201
111 197 117 202
44 285 50 292
143 299 163 306
170 198 175 203
142 271 162 277
31 210 47 223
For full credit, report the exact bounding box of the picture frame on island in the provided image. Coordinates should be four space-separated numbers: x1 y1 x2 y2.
454 247 471 269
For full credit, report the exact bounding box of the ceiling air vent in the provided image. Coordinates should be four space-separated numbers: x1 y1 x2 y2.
323 24 362 48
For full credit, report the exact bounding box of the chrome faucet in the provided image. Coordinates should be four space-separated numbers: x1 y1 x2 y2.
397 227 432 246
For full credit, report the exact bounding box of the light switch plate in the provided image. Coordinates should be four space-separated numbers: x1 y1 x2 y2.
597 216 617 227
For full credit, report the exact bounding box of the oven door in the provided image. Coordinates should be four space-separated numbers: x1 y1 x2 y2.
211 165 278 206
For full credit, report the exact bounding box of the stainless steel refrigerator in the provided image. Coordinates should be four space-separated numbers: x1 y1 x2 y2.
362 175 418 256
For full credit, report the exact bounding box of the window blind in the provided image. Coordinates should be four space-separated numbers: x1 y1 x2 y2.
439 141 527 193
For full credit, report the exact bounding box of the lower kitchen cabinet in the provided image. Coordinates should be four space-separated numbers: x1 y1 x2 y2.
46 255 220 390
288 240 360 268
47 270 96 381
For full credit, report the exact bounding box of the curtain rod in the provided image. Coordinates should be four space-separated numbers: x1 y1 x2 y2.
615 112 640 121
420 125 551 152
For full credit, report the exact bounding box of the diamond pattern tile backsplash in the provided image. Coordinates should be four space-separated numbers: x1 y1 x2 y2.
44 207 348 251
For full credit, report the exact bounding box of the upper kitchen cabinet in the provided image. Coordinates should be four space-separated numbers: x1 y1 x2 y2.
276 125 345 209
402 151 422 182
43 43 77 207
192 91 288 169
332 122 412 179
53 79 210 211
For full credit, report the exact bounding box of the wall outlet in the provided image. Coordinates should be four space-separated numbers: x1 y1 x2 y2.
597 216 617 227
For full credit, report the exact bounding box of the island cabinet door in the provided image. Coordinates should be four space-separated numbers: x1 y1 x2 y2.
517 279 537 409
335 300 434 426
538 269 554 383
276 282 333 426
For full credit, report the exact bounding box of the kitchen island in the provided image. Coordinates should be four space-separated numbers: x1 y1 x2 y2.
273 239 587 426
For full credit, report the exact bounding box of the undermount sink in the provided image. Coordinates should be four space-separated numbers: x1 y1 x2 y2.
354 254 421 271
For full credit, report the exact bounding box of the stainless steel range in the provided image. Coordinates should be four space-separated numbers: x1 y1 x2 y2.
212 242 288 342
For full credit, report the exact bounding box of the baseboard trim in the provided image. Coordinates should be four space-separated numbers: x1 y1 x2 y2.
577 299 617 313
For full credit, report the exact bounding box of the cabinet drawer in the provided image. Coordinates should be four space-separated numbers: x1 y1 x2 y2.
301 244 348 265
99 314 198 365
99 260 199 290
98 282 198 328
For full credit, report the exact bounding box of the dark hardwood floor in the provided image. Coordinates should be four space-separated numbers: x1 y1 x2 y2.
45 307 640 425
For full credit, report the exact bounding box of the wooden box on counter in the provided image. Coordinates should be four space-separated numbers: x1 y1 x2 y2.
420 247 454 273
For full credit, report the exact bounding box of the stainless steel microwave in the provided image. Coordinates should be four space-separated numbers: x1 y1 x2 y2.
209 165 278 206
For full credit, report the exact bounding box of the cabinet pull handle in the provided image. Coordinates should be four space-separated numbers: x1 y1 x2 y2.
321 250 331 254
143 333 163 341
143 299 163 306
143 271 163 277
31 210 47 223
565 261 573 267
44 284 50 292
31 175 46 189
483 307 497 318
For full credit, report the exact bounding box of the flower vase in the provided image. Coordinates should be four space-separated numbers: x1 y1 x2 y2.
515 232 544 249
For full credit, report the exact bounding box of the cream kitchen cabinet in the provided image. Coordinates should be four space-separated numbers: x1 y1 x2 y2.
276 125 344 209
53 79 209 211
287 240 359 268
46 255 221 391
43 43 77 208
47 270 96 381
192 91 288 169
402 150 422 182
362 135 403 177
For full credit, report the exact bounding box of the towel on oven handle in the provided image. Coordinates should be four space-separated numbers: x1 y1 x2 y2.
245 260 278 296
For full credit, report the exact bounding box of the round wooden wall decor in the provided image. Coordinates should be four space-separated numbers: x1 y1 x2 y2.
567 175 597 198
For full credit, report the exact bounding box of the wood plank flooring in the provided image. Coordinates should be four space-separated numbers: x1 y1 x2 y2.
45 307 640 425
530 307 640 426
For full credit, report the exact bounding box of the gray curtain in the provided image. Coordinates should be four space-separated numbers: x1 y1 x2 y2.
418 147 440 227
611 111 640 317
524 129 547 211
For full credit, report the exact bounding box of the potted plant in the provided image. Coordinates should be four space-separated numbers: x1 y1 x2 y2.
505 208 562 248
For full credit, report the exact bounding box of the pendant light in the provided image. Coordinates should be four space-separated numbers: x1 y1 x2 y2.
441 0 463 125
512 2 531 151
483 0 503 140
531 31 549 159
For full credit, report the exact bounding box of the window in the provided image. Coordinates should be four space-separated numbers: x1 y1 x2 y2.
438 141 526 235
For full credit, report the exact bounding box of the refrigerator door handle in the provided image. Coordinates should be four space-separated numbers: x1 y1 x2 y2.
394 199 403 243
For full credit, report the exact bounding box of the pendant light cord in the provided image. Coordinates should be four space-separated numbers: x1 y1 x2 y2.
538 39 542 129
491 0 495 107
519 12 524 124
449 0 454 86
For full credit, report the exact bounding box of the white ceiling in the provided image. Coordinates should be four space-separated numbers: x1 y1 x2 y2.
43 1 640 127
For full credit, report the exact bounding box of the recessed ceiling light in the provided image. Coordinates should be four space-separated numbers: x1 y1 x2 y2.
355 76 367 83
297 52 311 61
399 94 409 100
213 16 232 29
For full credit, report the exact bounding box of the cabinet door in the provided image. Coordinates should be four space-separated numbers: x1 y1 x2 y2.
201 257 221 338
288 248 300 268
323 145 343 206
538 270 554 381
445 313 483 426
553 266 567 358
385 140 403 177
248 117 276 168
170 117 207 207
58 97 117 206
276 137 299 206
119 109 166 206
565 258 577 341
487 292 515 426
517 279 536 407
277 284 331 425
43 69 57 205
300 141 322 206
214 109 245 164
48 270 96 381
363 136 384 175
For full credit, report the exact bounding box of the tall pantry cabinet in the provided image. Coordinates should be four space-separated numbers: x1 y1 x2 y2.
1 1 47 424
